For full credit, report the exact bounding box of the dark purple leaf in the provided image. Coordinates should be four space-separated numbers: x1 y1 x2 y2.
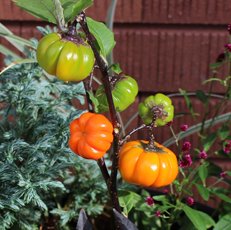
113 209 138 230
76 209 92 230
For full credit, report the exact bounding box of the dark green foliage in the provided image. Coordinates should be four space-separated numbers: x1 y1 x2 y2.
0 55 107 229
13 0 93 25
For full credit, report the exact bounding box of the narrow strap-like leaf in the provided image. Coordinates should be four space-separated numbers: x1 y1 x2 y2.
0 59 37 75
0 44 21 59
163 112 231 147
0 23 35 52
53 0 67 32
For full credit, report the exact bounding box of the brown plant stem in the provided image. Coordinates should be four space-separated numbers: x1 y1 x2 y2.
120 124 146 145
83 77 94 112
77 12 118 125
146 106 159 149
97 158 111 188
78 12 121 217
84 79 118 217
147 126 155 149
83 78 112 189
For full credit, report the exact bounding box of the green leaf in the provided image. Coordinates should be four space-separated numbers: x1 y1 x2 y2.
110 63 123 74
179 89 197 118
153 195 167 202
163 112 231 147
51 209 76 226
87 91 99 113
214 213 231 230
13 0 57 24
211 192 231 204
119 190 141 216
207 162 222 177
196 90 208 104
202 132 217 152
13 0 93 25
180 217 197 230
87 17 116 58
218 125 230 140
218 193 231 204
53 0 66 30
64 0 93 22
183 205 215 230
195 183 210 201
210 62 224 70
198 163 208 186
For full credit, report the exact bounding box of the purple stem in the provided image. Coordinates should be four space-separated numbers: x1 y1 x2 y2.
78 12 121 215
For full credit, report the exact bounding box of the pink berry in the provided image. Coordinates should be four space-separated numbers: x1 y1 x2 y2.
225 44 231 52
182 141 192 152
180 124 189 131
228 24 231 34
145 196 154 206
155 210 161 217
186 197 194 206
179 154 192 168
199 150 208 159
220 171 227 178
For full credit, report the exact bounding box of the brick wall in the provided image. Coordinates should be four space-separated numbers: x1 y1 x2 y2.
0 1 230 149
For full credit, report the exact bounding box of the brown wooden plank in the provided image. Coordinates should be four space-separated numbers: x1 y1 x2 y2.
0 0 142 23
0 23 229 93
114 27 228 93
1 0 231 24
142 0 231 24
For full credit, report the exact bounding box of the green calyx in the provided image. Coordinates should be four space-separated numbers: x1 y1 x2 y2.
138 93 174 126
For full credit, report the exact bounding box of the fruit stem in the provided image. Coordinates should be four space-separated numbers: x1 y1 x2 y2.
67 20 77 36
120 124 146 145
83 80 116 216
61 21 85 45
147 127 156 149
146 105 162 150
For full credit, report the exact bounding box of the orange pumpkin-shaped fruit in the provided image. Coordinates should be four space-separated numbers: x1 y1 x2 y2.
119 140 178 188
69 112 113 160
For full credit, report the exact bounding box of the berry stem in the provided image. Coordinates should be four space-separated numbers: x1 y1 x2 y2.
146 106 158 149
120 124 146 145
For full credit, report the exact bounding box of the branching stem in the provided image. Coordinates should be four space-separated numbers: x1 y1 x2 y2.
77 12 122 218
120 124 146 145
